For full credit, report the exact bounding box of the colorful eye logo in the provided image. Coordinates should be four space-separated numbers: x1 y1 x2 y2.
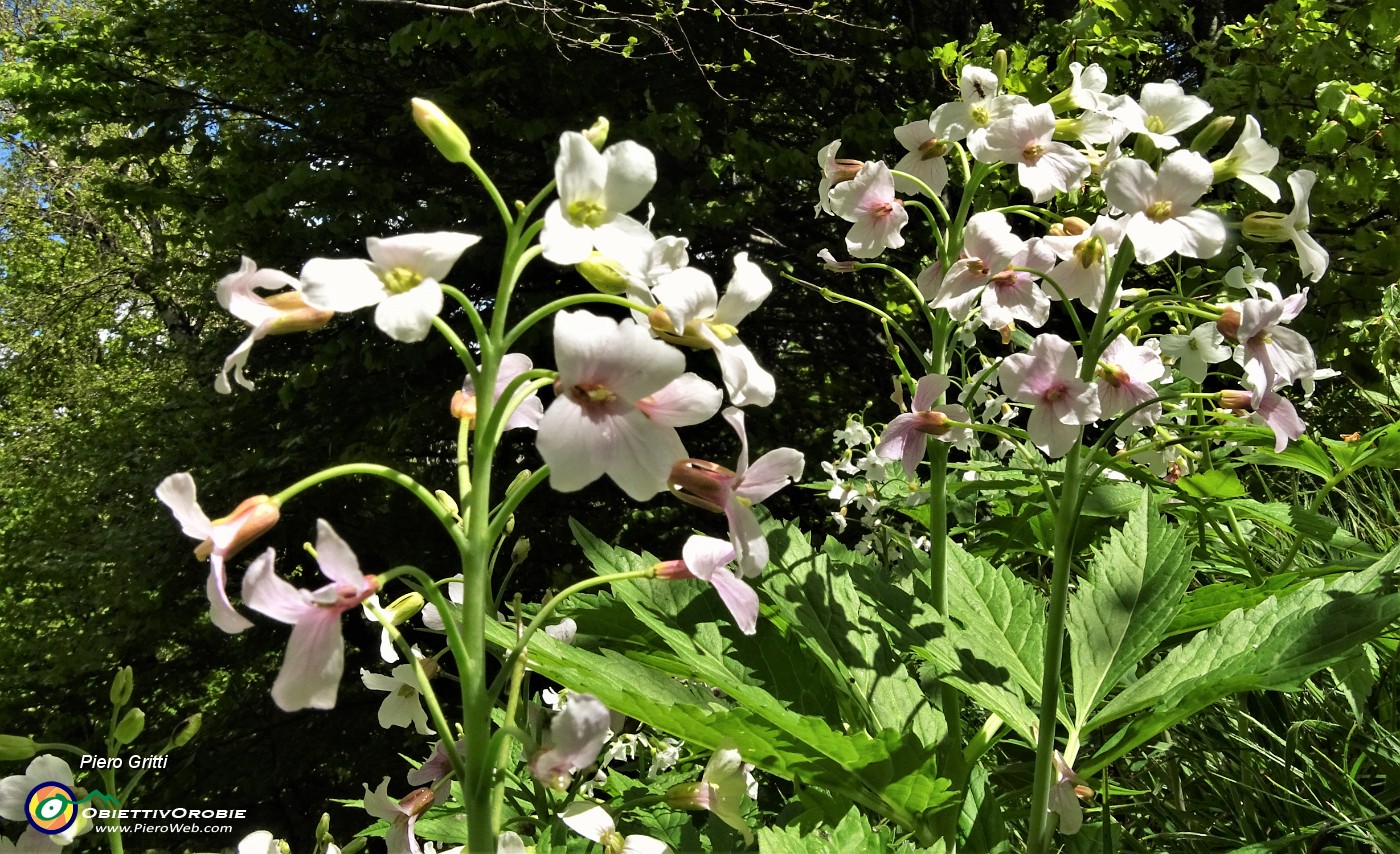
25 782 77 835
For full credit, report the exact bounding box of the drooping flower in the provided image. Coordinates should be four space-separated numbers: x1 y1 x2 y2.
241 520 379 711
1158 322 1231 384
875 374 973 475
891 119 949 197
1103 150 1226 264
560 803 672 854
1094 336 1166 427
451 353 544 432
528 693 613 791
655 536 759 635
361 658 434 735
668 407 804 576
973 103 1090 202
1221 388 1306 452
1241 170 1328 282
663 740 756 844
0 756 90 847
1109 80 1213 150
300 233 479 343
649 254 775 407
1211 115 1280 201
998 334 1101 458
156 473 280 634
214 257 333 394
541 131 657 265
814 139 863 216
1217 291 1316 392
363 780 438 854
1047 751 1091 835
829 161 908 258
536 311 722 500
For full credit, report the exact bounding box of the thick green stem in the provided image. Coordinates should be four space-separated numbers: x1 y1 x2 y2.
1027 441 1085 850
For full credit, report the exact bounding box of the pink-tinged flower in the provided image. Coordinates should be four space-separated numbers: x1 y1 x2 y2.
875 374 972 475
1242 170 1328 282
1221 388 1305 452
814 139 863 216
817 248 858 273
1217 291 1315 392
363 780 439 854
1043 216 1128 312
0 755 91 847
1047 751 1091 835
1095 337 1166 426
891 119 949 197
1109 81 1212 150
560 803 672 854
655 536 758 635
932 212 1054 330
1211 115 1280 201
214 257 333 394
542 132 656 265
668 407 804 577
1103 151 1226 265
241 520 379 711
451 353 543 432
930 65 1029 150
998 334 1101 458
157 473 281 634
300 233 479 343
407 739 463 788
663 740 756 844
528 693 613 791
829 161 908 258
538 311 721 500
1159 322 1231 384
973 103 1090 202
649 254 775 407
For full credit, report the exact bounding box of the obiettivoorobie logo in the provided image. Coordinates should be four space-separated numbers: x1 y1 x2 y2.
24 781 120 834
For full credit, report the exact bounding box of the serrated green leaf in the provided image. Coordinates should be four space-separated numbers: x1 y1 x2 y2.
1166 573 1306 636
1176 469 1247 499
1068 491 1195 729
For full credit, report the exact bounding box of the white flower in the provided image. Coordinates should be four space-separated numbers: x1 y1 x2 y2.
560 803 671 854
301 232 480 342
542 131 657 265
1103 151 1226 264
1242 170 1329 282
829 161 908 258
0 756 90 847
1109 81 1213 150
1159 323 1231 384
973 103 1090 202
1211 115 1280 201
214 257 332 393
361 661 433 735
1224 252 1282 299
891 119 949 197
1042 216 1128 313
930 65 1029 151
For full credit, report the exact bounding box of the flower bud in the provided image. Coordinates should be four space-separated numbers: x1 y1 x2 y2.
1061 216 1091 235
114 708 145 745
110 666 134 708
667 459 735 513
582 117 610 150
315 813 331 842
576 251 631 295
278 841 291 854
171 713 202 748
1220 389 1254 411
1241 211 1292 243
194 496 280 561
449 389 476 424
0 735 37 761
411 98 471 164
993 50 1008 90
511 538 530 566
1122 324 1142 344
1190 115 1235 154
384 592 425 626
1216 306 1242 341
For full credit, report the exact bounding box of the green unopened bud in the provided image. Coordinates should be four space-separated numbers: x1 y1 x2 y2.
0 735 37 761
506 469 533 495
1123 324 1142 344
577 251 631 295
504 513 515 536
582 117 610 150
511 538 531 566
1190 115 1235 154
411 98 471 164
339 839 367 854
384 593 425 626
433 489 460 517
278 840 292 854
114 708 145 745
315 813 331 842
171 713 202 748
993 50 1008 90
110 666 134 708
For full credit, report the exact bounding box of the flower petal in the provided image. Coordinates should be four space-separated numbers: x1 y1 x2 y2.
271 609 346 711
367 232 479 282
300 258 387 312
373 279 444 343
